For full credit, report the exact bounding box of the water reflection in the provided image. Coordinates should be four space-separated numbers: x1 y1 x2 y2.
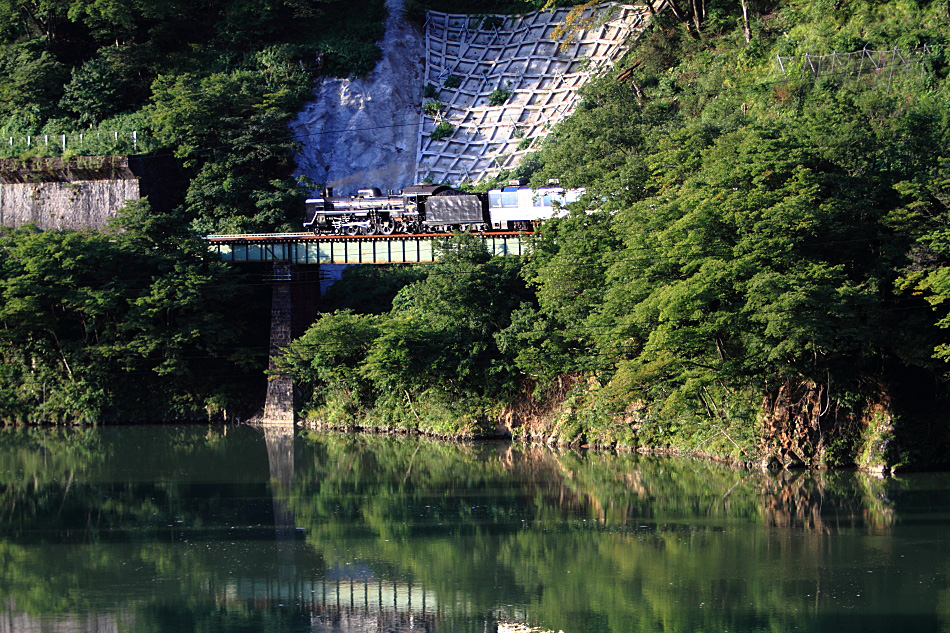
0 426 947 633
760 469 895 532
263 423 297 582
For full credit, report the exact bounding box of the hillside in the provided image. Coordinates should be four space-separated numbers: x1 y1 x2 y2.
512 0 950 470
0 0 391 233
0 0 396 424
3 0 950 473
282 0 950 471
0 0 572 423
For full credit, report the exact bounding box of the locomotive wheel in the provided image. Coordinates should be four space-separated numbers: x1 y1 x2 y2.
344 225 359 236
378 221 395 235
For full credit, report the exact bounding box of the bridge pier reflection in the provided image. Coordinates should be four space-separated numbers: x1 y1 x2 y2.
248 425 540 632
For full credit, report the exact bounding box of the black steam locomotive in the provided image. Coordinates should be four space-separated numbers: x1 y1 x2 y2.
303 183 584 235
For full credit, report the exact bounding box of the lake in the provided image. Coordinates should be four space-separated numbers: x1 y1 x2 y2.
0 424 948 632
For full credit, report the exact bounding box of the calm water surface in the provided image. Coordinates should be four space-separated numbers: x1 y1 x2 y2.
0 424 948 633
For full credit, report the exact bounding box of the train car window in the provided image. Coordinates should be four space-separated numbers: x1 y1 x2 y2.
489 192 502 208
501 191 519 207
533 193 552 207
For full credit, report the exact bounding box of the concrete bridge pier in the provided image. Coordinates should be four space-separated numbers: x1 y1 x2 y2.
261 263 321 424
262 280 293 423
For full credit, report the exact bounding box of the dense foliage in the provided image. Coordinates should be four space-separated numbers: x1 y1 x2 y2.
0 0 390 423
0 0 578 425
286 0 950 469
3 0 950 470
279 235 533 433
0 202 267 422
515 0 950 467
0 0 388 232
402 0 573 25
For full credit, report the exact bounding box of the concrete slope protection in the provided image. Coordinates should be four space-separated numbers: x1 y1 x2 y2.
417 3 651 184
291 2 653 195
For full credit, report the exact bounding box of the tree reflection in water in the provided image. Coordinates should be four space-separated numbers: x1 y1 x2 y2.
0 426 945 633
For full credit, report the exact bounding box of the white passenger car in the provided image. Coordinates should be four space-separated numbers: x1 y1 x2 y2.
488 184 586 230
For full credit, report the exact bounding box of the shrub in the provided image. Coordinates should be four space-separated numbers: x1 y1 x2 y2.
430 120 454 140
444 74 462 89
319 38 383 77
423 83 439 99
488 88 511 106
423 99 444 116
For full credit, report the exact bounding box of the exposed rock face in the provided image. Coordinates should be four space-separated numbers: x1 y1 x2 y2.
289 0 425 197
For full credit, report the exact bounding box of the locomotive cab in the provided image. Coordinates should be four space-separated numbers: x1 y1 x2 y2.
303 197 329 232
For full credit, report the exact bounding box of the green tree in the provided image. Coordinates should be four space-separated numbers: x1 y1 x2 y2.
279 311 384 419
322 265 428 314
149 57 312 232
511 207 621 381
0 42 68 121
0 201 259 422
361 235 532 402
59 56 131 124
0 0 71 42
286 236 534 429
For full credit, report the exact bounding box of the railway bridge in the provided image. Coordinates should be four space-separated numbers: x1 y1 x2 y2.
204 231 527 265
204 232 529 424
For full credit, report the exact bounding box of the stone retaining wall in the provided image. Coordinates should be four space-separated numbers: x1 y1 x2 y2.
0 155 177 231
0 179 139 231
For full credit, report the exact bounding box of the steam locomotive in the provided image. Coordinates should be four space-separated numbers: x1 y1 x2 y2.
303 182 585 235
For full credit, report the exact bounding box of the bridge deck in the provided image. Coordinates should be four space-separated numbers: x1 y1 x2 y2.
205 232 528 264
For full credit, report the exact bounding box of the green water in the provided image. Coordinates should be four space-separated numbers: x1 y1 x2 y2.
0 425 948 633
